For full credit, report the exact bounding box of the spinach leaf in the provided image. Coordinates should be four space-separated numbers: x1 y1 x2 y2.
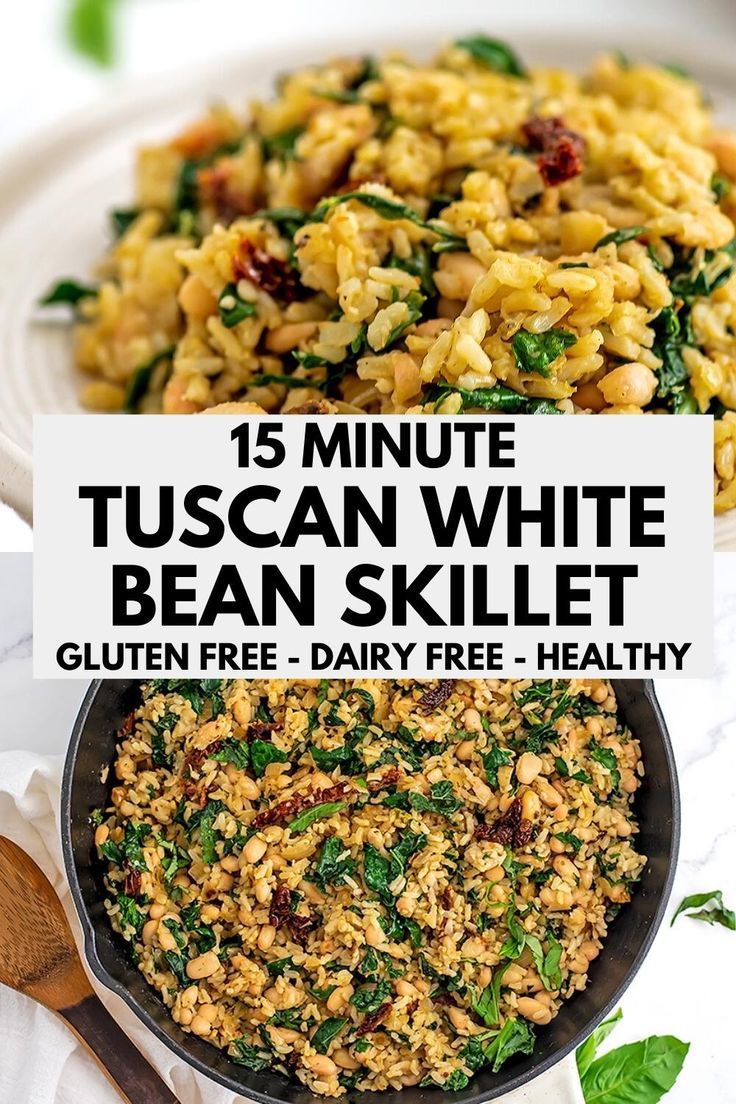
712 173 731 203
310 735 363 774
499 902 526 960
383 780 463 818
262 127 304 162
580 1035 689 1103
158 836 190 891
116 893 145 934
378 290 426 349
111 208 140 237
218 282 257 328
387 247 437 297
311 836 357 889
594 226 648 249
455 36 526 78
427 382 562 415
311 191 465 247
197 800 225 864
40 279 97 306
259 206 310 239
250 739 289 777
346 687 376 720
124 347 175 412
589 738 621 791
483 745 511 788
651 306 689 402
288 801 346 834
469 963 508 1027
484 1018 536 1072
231 1039 272 1070
311 1017 348 1053
553 831 583 853
363 844 393 905
162 950 189 986
351 980 392 1013
671 889 736 930
555 757 592 784
512 328 577 378
389 831 427 880
267 956 295 976
180 901 200 929
212 738 250 771
525 931 562 991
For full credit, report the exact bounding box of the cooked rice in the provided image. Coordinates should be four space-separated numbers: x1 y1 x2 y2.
95 677 645 1095
47 39 736 513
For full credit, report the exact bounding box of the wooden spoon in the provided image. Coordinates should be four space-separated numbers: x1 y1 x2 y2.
0 836 179 1103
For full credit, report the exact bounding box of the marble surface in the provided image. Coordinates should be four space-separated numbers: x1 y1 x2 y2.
0 552 734 1099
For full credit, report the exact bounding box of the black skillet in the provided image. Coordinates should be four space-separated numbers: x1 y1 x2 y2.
61 679 679 1104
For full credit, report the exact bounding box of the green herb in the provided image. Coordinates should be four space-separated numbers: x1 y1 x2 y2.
553 831 583 853
525 931 562 991
387 247 436 297
259 206 310 239
218 283 257 328
375 290 426 349
483 745 511 789
110 208 139 237
197 800 224 864
559 262 590 269
351 980 392 1013
266 956 295 976
162 950 188 987
211 738 250 771
311 1017 348 1053
157 836 190 891
576 1008 689 1104
712 173 731 203
671 889 736 930
180 901 200 929
427 382 561 415
363 844 393 905
589 738 621 791
383 780 463 818
651 306 689 403
263 127 304 162
594 226 648 249
500 901 527 960
346 688 376 719
288 801 346 834
469 964 508 1027
311 836 357 890
116 893 145 933
311 191 465 248
269 1009 303 1029
231 1039 272 1070
389 831 427 879
124 346 175 412
484 1018 536 1072
162 917 186 950
40 279 97 306
512 328 577 378
309 983 338 1001
250 739 289 777
555 757 592 784
66 0 116 68
455 36 526 78
310 735 363 774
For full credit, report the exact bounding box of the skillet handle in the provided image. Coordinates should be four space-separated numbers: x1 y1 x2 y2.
501 1054 585 1102
59 993 180 1104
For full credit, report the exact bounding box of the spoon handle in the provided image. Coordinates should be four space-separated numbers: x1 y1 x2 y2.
59 992 180 1103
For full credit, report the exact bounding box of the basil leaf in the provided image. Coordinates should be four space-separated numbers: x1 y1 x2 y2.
470 963 508 1027
671 889 736 930
40 278 97 306
594 226 648 249
512 328 577 377
288 801 345 834
66 0 115 67
455 36 526 78
218 282 257 328
580 1035 689 1103
311 1017 348 1053
576 1008 623 1080
484 1018 536 1072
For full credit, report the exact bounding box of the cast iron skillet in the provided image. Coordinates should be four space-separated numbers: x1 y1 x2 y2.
61 679 679 1104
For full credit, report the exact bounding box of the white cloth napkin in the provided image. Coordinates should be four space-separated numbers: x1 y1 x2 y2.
0 750 582 1104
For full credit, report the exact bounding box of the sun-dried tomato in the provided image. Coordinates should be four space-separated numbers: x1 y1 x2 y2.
475 796 533 848
355 1001 392 1037
182 778 208 807
269 885 294 929
252 781 351 829
247 721 281 740
233 239 298 302
183 740 224 777
118 713 135 739
522 115 586 187
367 767 401 792
197 164 256 223
440 886 454 911
123 868 141 897
417 680 454 714
287 911 319 946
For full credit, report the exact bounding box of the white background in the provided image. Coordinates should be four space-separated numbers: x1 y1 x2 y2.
2 3 736 1102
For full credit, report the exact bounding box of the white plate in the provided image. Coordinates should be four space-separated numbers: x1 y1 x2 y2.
1 22 734 547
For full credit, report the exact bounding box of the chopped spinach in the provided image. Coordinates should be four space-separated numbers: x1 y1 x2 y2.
311 1017 348 1053
250 739 289 777
110 208 140 237
288 801 346 834
351 980 392 1013
40 278 97 306
483 745 512 789
212 738 250 771
218 282 257 328
455 36 526 78
116 893 145 933
123 345 176 412
589 738 621 791
553 831 583 853
162 949 189 986
427 382 562 415
311 836 357 890
231 1039 272 1070
311 191 465 248
512 328 577 378
594 226 648 249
